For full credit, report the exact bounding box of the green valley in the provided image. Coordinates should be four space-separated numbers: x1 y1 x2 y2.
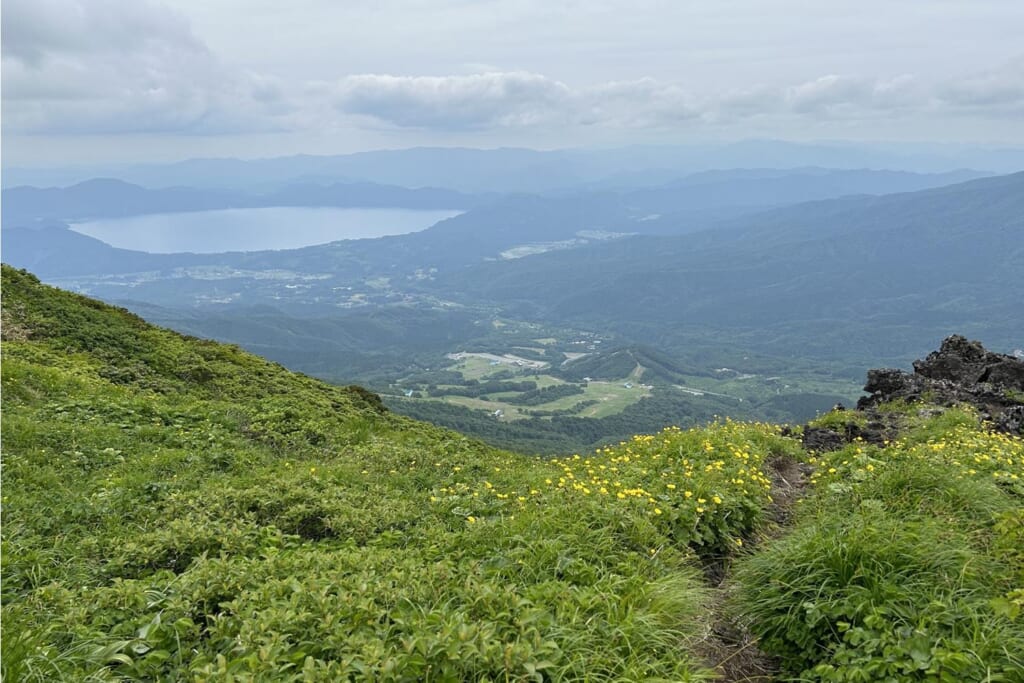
380 341 860 455
5 172 1021 457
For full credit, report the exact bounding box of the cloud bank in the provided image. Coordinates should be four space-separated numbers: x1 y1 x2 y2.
3 0 1022 138
1 0 293 134
331 63 1024 131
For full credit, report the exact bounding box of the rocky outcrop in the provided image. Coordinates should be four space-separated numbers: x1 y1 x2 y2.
801 413 903 451
913 335 1024 387
994 405 1024 435
803 336 1024 451
857 335 1024 434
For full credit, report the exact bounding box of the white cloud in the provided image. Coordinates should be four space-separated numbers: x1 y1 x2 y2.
786 75 874 114
782 74 923 117
576 79 698 127
332 73 701 130
3 0 1021 141
335 72 572 129
329 70 938 130
1 0 201 65
1 0 293 134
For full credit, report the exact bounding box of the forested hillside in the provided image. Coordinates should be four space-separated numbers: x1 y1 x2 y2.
427 172 1024 361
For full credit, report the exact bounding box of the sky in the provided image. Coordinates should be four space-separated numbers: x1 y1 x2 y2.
3 0 1024 166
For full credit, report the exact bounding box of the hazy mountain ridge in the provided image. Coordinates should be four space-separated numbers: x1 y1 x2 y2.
423 171 1024 360
5 141 1020 190
3 167 1020 451
1 178 482 227
1 166 999 280
618 166 990 221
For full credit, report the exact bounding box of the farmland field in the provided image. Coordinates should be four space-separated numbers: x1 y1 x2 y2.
410 352 652 420
427 378 651 420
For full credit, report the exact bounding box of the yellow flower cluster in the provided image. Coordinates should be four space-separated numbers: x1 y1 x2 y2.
918 426 1022 485
809 422 1023 492
432 420 790 546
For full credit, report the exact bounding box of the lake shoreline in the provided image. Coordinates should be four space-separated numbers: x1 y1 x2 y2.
69 206 462 254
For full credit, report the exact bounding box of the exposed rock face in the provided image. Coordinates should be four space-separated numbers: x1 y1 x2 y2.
802 336 1023 451
914 335 1024 388
857 335 1024 434
995 405 1024 435
801 415 902 452
800 426 849 453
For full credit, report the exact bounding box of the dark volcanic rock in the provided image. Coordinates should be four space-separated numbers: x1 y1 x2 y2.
862 368 925 402
800 414 901 453
801 427 848 453
995 406 1024 435
914 335 1022 386
984 360 1024 388
857 335 1024 434
802 336 1023 452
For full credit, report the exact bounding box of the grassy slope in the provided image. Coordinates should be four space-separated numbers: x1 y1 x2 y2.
737 407 1024 681
2 265 1022 682
1 266 791 681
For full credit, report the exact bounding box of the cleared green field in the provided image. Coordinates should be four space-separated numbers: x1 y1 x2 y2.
430 352 653 420
446 354 550 381
446 356 508 380
438 394 523 416
428 378 650 420
562 381 651 418
530 374 565 389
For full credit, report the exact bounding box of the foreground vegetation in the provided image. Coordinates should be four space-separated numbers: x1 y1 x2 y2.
2 266 1022 681
738 407 1024 681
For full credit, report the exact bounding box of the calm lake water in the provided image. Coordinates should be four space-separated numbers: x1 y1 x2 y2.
70 207 462 254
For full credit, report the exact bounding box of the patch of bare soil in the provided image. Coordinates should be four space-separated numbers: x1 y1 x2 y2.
696 591 779 682
764 455 812 526
696 455 811 682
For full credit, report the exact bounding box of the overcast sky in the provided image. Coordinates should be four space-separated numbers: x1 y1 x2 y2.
3 0 1023 166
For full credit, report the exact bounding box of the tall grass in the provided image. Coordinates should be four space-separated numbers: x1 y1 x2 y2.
733 414 1024 682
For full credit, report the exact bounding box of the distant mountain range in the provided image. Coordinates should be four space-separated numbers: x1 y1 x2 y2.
3 166 1021 381
0 166 995 280
5 140 1022 191
425 172 1024 362
1 178 482 227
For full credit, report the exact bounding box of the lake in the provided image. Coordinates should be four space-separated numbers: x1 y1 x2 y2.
69 207 463 254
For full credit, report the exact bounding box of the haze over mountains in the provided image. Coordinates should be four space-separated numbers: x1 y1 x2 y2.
438 171 1024 359
0 178 481 227
4 143 1022 452
5 141 1020 192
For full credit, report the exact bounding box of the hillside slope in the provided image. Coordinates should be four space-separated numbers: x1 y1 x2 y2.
0 265 774 680
430 172 1024 362
2 266 1022 682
